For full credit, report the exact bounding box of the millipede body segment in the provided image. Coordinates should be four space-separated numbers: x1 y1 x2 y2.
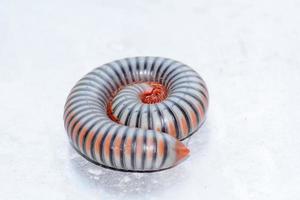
64 57 209 171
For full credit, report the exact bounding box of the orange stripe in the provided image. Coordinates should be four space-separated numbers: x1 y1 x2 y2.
190 111 197 128
71 122 81 144
146 134 154 163
65 112 75 130
65 113 73 126
94 134 104 161
136 135 143 157
198 105 205 121
124 136 132 156
104 133 113 158
113 135 122 161
64 100 77 118
78 127 88 151
168 122 176 137
181 117 188 136
158 138 165 157
64 106 72 119
67 114 77 132
85 130 96 158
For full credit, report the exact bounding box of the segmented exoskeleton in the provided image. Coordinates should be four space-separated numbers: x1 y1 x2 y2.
64 57 209 171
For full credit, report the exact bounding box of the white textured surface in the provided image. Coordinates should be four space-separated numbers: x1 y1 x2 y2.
1 0 300 199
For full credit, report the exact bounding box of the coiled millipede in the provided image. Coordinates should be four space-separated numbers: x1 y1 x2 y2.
64 57 209 172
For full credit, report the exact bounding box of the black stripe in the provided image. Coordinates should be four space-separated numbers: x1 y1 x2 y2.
119 128 128 169
174 90 206 113
143 57 149 81
64 89 102 110
109 126 122 168
104 67 121 89
127 86 141 93
65 97 102 113
102 66 122 87
90 124 106 160
99 124 115 164
169 75 204 89
64 104 99 130
149 57 158 81
135 106 143 128
124 103 139 126
155 105 168 133
66 93 105 110
69 112 100 141
71 81 109 101
67 88 102 100
106 63 125 86
163 64 186 84
172 85 208 101
147 104 153 129
68 110 100 137
64 97 101 115
66 92 105 111
154 58 169 82
170 79 206 91
90 71 115 93
168 99 192 134
82 76 112 98
133 84 145 93
88 126 103 160
165 69 192 86
171 95 200 124
112 97 131 113
141 130 147 170
116 60 129 85
82 121 103 155
159 61 177 83
64 102 100 125
151 131 157 169
66 105 100 131
75 115 100 148
135 57 141 81
112 100 131 114
125 58 135 83
95 67 118 91
112 92 136 109
161 102 180 138
116 101 136 120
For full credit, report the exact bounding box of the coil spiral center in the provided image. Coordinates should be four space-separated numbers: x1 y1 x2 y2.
139 82 167 104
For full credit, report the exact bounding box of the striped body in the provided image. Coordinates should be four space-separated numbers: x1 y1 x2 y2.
64 57 209 171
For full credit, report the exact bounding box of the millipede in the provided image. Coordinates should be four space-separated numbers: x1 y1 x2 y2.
64 57 209 172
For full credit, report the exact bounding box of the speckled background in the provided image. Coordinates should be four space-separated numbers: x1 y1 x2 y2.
1 0 299 199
